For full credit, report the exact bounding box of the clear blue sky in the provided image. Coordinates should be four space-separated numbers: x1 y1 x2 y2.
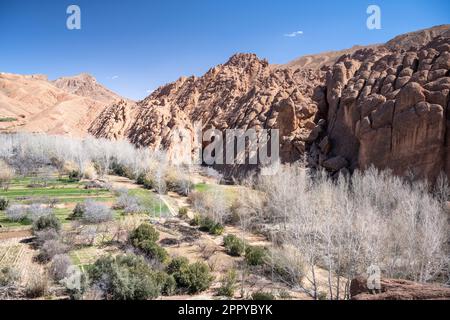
0 0 449 100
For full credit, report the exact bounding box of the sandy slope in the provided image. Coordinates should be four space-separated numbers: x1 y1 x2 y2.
0 72 122 136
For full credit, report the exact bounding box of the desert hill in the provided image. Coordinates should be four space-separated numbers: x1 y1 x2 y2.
0 72 123 136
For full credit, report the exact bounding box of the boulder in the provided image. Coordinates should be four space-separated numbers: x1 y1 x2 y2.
322 156 348 171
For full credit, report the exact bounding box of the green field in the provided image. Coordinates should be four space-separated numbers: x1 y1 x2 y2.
0 175 168 228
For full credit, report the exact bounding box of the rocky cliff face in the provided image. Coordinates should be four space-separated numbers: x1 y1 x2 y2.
90 53 323 167
90 25 450 181
310 26 450 182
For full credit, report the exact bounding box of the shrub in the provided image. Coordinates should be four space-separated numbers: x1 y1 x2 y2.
245 246 266 266
110 161 135 179
0 160 14 191
27 204 53 222
138 240 168 263
174 261 213 294
0 266 20 286
251 291 275 300
0 197 9 210
37 240 69 262
129 223 159 246
49 254 71 281
115 193 143 214
166 175 194 196
223 234 245 257
190 214 202 226
167 256 189 275
34 228 60 246
82 201 113 223
217 269 237 297
154 271 176 296
63 270 89 300
83 163 97 180
89 254 161 300
267 246 305 288
136 172 154 189
178 207 188 219
68 170 81 182
32 214 61 233
70 202 86 220
209 223 224 235
5 205 27 222
25 272 49 298
197 216 224 235
136 172 147 185
27 204 51 220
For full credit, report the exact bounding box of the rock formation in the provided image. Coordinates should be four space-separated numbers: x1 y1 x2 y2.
90 53 323 169
90 25 450 181
52 73 122 104
350 276 450 300
310 25 450 182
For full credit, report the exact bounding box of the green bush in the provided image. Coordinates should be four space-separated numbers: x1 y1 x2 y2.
172 261 213 294
136 172 146 185
136 173 155 189
129 223 159 246
167 256 189 274
223 234 245 257
178 207 188 219
190 214 202 226
70 202 86 220
251 290 275 300
68 170 81 181
154 271 176 296
110 161 135 179
245 246 266 266
0 197 9 210
139 240 168 263
89 254 161 300
129 223 167 262
217 269 237 297
32 214 61 233
209 223 224 235
195 216 224 235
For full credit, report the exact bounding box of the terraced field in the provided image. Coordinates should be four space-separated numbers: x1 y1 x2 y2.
0 175 169 228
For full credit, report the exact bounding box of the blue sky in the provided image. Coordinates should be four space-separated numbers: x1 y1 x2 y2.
0 0 449 100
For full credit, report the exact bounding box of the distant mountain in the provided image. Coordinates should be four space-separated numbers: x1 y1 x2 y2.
0 73 123 136
52 73 122 104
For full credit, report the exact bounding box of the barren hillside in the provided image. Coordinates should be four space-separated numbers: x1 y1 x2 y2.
0 73 122 136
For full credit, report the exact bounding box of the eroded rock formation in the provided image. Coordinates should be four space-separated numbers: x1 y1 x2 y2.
90 53 324 167
310 26 450 182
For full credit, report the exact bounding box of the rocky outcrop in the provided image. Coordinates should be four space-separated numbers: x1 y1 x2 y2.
88 25 450 181
52 73 122 104
310 26 450 182
90 53 323 167
350 276 450 300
